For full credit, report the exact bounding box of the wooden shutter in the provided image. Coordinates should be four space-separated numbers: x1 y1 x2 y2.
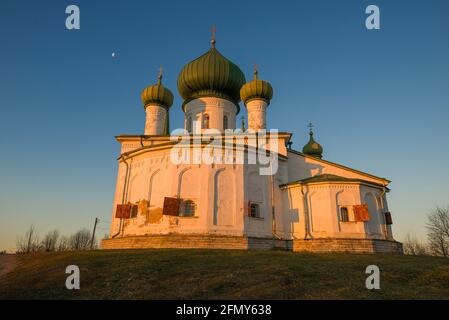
115 205 122 218
162 197 180 216
115 204 132 219
384 211 393 225
353 204 370 222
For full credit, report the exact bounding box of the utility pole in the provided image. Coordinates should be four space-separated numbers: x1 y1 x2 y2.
90 217 98 250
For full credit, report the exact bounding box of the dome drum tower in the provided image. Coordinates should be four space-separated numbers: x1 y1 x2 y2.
177 38 246 133
240 68 273 131
184 97 238 133
144 104 168 135
141 70 174 136
245 100 268 131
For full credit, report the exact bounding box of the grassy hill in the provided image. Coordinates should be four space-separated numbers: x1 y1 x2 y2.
0 249 448 299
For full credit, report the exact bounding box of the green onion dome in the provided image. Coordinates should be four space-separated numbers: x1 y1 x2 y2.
141 72 174 109
177 41 246 111
240 68 273 105
302 129 323 159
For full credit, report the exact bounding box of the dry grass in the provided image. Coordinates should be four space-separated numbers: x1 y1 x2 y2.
0 249 448 299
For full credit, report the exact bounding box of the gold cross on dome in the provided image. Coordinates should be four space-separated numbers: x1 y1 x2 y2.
253 63 258 79
157 65 163 83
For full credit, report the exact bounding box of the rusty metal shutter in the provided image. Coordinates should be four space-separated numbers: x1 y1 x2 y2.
353 204 370 222
162 197 180 216
116 204 132 219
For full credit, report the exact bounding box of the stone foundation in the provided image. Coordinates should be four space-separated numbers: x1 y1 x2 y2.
293 238 403 254
101 234 402 254
101 234 290 250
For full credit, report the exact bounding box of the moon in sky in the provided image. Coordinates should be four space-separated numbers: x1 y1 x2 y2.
112 52 116 58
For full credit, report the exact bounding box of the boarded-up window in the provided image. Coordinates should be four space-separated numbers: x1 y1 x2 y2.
116 204 132 219
353 204 370 222
384 211 393 225
162 197 180 216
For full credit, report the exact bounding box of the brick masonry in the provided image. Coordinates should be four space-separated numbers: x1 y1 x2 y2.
101 234 402 254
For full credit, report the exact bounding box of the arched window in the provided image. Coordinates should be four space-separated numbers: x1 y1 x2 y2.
181 200 196 217
223 115 228 130
202 114 210 129
249 202 260 218
340 207 349 222
186 116 192 132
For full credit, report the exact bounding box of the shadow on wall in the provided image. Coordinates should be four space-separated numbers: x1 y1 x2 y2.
290 153 325 180
358 187 385 239
280 154 326 239
284 183 301 238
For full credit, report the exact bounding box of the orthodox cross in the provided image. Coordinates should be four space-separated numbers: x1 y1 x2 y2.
308 122 314 133
157 66 163 83
253 63 258 79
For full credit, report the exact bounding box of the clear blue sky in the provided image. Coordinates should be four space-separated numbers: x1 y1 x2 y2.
1 0 448 251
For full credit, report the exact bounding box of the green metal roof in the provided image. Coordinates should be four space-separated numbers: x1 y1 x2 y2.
141 74 174 108
302 131 323 158
177 46 246 111
280 174 389 189
240 69 273 105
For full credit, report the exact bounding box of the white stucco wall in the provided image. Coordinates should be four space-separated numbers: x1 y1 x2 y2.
110 145 249 238
108 135 395 243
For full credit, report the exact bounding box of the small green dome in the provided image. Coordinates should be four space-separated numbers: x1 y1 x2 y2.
177 44 246 111
240 69 273 105
141 73 174 108
302 130 323 159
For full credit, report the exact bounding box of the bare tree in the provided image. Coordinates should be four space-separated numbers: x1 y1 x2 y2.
69 228 93 251
16 226 99 253
403 233 427 256
426 206 449 257
41 230 60 252
57 235 70 251
16 225 40 254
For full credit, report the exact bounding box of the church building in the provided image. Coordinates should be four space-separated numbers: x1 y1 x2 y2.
102 35 402 253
